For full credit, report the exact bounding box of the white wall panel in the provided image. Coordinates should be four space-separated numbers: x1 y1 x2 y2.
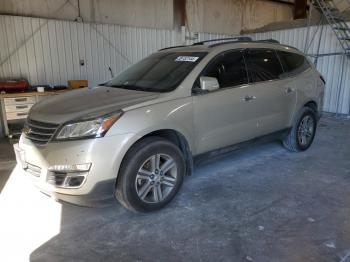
0 15 176 88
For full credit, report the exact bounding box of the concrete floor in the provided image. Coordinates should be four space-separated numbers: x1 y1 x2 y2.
0 139 15 192
0 116 350 262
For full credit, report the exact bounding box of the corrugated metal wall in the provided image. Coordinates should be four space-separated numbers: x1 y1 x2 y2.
0 14 349 114
198 24 350 115
0 15 177 88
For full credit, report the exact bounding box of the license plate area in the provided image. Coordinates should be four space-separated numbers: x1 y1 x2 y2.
13 143 28 169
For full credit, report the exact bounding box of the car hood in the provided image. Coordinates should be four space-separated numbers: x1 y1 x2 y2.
29 86 160 124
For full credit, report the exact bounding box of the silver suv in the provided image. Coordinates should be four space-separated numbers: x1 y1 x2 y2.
14 37 325 212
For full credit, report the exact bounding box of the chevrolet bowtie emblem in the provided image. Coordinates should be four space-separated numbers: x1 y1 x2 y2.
22 127 31 135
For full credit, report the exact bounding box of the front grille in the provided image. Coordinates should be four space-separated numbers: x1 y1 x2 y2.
26 163 41 177
25 119 60 145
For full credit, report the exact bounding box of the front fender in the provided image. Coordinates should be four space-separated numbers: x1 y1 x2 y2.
106 97 196 153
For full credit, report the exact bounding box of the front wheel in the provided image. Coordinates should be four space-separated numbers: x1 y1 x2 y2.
115 137 185 212
283 107 317 152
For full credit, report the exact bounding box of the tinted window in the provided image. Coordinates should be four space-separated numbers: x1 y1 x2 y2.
277 51 310 76
202 50 248 88
245 49 283 83
104 52 207 92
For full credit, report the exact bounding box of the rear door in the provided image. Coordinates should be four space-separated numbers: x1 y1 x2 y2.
244 48 297 135
277 50 312 124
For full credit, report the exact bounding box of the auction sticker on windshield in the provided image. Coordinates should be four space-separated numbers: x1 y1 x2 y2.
175 56 199 62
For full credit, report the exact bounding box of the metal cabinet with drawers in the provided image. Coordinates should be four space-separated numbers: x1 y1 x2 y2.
0 91 67 138
3 96 35 120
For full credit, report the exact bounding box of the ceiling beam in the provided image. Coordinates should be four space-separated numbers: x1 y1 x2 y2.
294 0 307 19
261 0 295 7
173 0 187 28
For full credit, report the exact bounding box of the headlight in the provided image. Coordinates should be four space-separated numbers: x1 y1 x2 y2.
55 111 123 140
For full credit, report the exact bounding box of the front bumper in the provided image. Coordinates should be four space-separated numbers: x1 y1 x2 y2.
14 132 136 206
41 179 117 207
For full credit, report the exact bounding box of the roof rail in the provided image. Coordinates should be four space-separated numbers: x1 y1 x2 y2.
158 45 187 51
192 37 252 46
256 39 280 44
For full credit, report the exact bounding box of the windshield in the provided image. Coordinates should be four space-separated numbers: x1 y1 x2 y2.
103 51 207 92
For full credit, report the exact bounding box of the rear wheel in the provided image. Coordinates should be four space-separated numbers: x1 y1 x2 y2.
115 137 185 212
283 107 317 152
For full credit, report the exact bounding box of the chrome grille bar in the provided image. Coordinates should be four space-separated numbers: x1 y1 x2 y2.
26 163 41 177
25 118 60 145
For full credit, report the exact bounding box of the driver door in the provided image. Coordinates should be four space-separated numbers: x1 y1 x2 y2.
193 50 259 154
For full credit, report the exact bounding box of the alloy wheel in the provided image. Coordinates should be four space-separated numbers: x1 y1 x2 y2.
135 154 177 203
297 115 315 146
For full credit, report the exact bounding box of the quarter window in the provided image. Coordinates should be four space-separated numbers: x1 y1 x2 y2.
202 50 248 88
277 51 310 76
245 49 284 83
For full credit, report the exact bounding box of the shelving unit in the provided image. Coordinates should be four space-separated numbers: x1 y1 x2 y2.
0 91 68 138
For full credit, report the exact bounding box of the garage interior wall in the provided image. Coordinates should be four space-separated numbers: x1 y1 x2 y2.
186 0 294 34
0 15 177 88
0 0 294 34
0 14 349 115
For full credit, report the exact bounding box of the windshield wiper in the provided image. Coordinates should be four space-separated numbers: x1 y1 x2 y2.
106 84 151 92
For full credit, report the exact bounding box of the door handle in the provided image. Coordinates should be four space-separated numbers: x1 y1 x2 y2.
242 95 256 102
285 87 295 94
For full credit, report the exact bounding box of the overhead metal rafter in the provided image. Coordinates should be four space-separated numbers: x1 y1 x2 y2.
294 0 308 18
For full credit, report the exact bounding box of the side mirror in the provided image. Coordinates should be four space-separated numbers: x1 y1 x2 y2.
200 76 219 92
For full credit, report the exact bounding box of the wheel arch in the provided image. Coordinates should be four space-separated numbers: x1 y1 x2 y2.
304 100 322 120
144 129 193 176
119 129 194 178
304 100 318 112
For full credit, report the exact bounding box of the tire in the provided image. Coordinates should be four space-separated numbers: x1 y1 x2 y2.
283 106 317 152
115 136 185 212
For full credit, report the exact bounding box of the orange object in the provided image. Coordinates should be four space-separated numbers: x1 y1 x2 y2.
67 80 88 89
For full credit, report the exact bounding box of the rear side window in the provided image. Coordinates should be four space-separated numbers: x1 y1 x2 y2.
277 51 310 76
245 49 284 83
202 50 248 88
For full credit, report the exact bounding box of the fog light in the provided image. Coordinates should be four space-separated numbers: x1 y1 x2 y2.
48 163 91 173
47 163 91 188
66 175 85 187
47 172 87 188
